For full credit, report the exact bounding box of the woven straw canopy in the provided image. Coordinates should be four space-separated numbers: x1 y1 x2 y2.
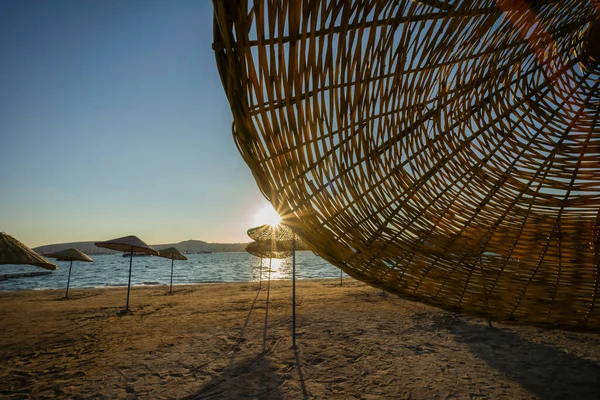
214 1 600 330
248 224 309 250
248 224 295 242
44 248 94 263
246 239 295 259
0 232 57 270
95 235 159 256
157 247 188 261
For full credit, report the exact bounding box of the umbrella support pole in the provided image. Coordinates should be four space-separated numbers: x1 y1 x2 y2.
340 269 343 287
66 260 73 299
263 257 272 352
259 256 263 290
126 246 133 311
170 258 174 295
292 233 297 349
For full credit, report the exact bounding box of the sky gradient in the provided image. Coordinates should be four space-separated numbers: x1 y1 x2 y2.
0 0 272 247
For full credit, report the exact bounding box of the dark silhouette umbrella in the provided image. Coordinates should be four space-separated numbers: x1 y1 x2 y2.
44 248 93 298
95 235 158 311
156 247 187 294
0 232 57 270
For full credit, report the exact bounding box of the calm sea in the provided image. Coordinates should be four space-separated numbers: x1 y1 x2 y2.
0 251 344 291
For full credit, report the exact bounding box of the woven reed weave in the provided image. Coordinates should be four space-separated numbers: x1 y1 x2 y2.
246 239 294 259
214 1 600 330
248 224 295 243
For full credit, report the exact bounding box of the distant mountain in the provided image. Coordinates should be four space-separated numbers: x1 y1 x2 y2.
33 239 249 255
152 240 248 253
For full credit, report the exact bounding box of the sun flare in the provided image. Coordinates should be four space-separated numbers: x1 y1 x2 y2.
253 204 282 227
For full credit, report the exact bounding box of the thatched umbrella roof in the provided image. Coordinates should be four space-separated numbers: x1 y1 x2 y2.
95 235 158 255
0 232 57 270
247 224 294 242
247 224 310 250
44 248 94 263
157 247 188 261
246 239 293 259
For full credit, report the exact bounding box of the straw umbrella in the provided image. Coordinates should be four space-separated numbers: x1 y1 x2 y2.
0 232 57 270
44 248 93 299
247 224 295 243
247 224 310 348
95 235 158 311
246 232 294 351
245 239 293 259
157 247 187 295
215 1 600 331
247 224 293 290
247 226 295 288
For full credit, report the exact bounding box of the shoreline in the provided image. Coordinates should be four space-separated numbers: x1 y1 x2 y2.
0 276 342 293
2 279 600 398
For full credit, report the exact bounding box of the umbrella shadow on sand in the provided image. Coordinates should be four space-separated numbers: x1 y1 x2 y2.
451 320 600 399
181 346 308 400
181 288 284 400
181 284 308 400
182 352 285 399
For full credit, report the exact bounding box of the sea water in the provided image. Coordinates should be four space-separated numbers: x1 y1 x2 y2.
0 251 344 291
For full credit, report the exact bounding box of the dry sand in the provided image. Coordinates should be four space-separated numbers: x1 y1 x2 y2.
1 278 600 399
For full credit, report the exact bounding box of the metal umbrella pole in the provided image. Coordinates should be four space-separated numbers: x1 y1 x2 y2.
259 255 263 289
65 260 73 299
126 245 133 311
292 233 297 349
170 257 174 294
340 269 343 286
263 257 273 352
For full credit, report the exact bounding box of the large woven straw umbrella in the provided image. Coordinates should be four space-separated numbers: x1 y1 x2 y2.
157 247 188 295
214 1 600 331
44 248 93 299
0 232 57 270
95 235 158 311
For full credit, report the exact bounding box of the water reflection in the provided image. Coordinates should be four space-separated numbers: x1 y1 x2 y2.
252 258 289 282
268 258 288 280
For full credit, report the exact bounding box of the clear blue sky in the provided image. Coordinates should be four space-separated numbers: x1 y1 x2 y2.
0 0 271 247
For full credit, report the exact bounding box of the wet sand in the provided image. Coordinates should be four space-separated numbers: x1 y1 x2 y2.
1 279 600 399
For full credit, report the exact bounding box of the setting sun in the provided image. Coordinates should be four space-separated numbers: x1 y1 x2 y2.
253 204 282 227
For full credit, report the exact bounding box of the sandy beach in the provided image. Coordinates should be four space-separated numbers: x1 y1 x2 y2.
1 278 600 399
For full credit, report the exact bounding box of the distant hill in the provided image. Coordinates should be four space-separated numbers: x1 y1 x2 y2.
33 239 249 255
